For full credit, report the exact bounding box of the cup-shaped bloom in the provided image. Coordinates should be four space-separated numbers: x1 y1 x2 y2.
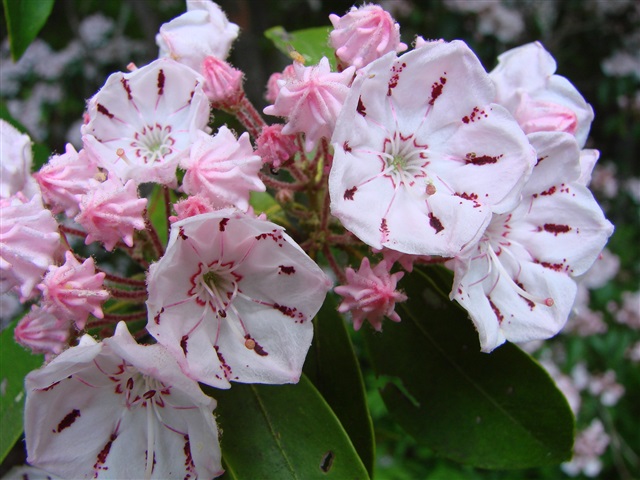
24 322 223 479
264 57 356 152
0 119 38 199
75 176 147 251
329 4 407 70
156 0 239 69
146 209 331 389
82 58 210 186
0 193 60 300
450 132 614 351
38 251 109 330
490 42 594 147
334 257 407 331
330 40 535 257
34 145 98 216
181 127 265 212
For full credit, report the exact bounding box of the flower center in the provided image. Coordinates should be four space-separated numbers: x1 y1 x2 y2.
189 261 241 316
380 132 429 188
131 124 175 164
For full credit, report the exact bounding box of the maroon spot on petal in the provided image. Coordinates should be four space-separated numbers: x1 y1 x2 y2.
157 69 166 96
255 230 285 246
93 433 117 474
543 223 572 235
55 409 80 433
343 141 352 152
536 155 548 165
429 75 447 106
274 303 296 318
179 226 189 240
455 192 481 207
143 390 156 400
465 152 502 166
39 380 60 392
180 335 188 355
387 61 406 96
244 334 268 356
154 307 164 325
461 106 488 124
96 103 114 119
183 434 197 478
357 96 367 116
219 218 229 232
515 281 536 310
344 186 357 200
278 265 295 275
121 78 133 100
540 186 557 196
214 346 233 378
428 213 444 234
536 259 565 272
127 377 134 390
488 297 504 324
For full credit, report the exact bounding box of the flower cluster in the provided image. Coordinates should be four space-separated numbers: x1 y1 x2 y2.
1 1 615 478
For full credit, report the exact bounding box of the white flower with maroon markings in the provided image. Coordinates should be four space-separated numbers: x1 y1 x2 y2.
146 209 331 389
24 322 223 480
82 58 210 186
450 132 614 352
329 40 535 257
490 42 594 147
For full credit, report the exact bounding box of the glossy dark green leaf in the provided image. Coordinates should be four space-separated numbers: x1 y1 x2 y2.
363 267 574 469
147 184 175 248
264 26 335 69
211 375 369 479
3 0 55 61
304 293 375 476
0 320 44 463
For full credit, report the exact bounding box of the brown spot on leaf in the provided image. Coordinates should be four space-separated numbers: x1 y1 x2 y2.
320 451 335 472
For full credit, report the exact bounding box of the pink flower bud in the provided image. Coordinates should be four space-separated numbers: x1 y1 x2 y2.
75 176 147 251
334 257 407 332
201 56 244 107
38 251 109 330
329 4 407 70
255 124 298 169
264 65 296 104
169 194 216 223
15 305 70 356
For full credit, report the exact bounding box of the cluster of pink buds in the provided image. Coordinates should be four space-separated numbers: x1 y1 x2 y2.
1 1 614 478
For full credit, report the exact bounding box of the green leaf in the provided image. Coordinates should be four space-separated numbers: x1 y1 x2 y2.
250 191 288 226
363 267 574 469
264 26 335 69
147 184 175 247
3 0 55 61
211 375 370 479
0 320 44 463
304 293 375 476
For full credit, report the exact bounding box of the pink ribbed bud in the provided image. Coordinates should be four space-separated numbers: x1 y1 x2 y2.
329 4 407 70
255 124 298 169
334 257 407 332
169 194 216 223
38 251 109 330
34 145 98 217
201 56 244 107
75 176 147 251
264 65 296 104
15 305 70 356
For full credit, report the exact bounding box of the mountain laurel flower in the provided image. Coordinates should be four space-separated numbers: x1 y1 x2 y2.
264 57 356 152
169 194 216 223
75 176 147 251
24 322 223 479
255 124 298 169
330 40 535 257
181 127 266 212
201 56 244 107
0 193 60 300
490 42 594 147
264 65 296 104
14 305 70 356
329 4 408 70
38 251 109 330
335 257 407 332
156 0 239 70
33 144 98 217
82 58 210 186
146 209 331 389
0 119 38 199
450 132 614 352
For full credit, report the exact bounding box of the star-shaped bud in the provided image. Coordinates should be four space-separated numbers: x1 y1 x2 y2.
335 257 407 331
